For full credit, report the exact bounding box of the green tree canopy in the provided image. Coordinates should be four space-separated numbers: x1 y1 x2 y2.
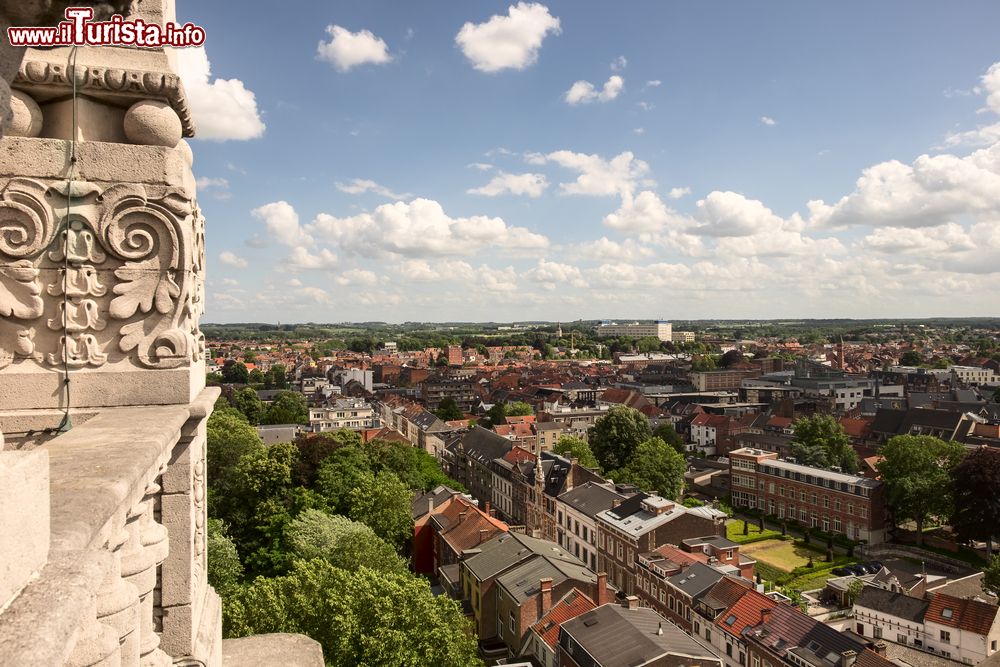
790 414 859 474
286 509 407 575
691 355 717 372
316 446 372 513
347 470 413 549
225 560 481 667
233 386 265 425
950 446 1000 550
222 360 249 384
207 518 243 596
614 437 686 500
262 391 309 425
636 336 661 353
292 430 362 487
552 436 600 470
984 554 1000 598
207 409 266 516
589 405 652 471
434 397 464 421
899 351 923 366
652 422 686 455
876 435 966 544
264 364 289 389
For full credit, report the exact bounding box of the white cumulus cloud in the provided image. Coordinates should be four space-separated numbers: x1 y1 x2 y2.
525 259 587 289
335 178 411 200
251 201 312 246
218 251 247 269
317 25 392 71
175 46 265 141
468 172 548 197
456 2 561 72
307 198 549 258
534 150 650 196
565 75 624 105
760 116 777 126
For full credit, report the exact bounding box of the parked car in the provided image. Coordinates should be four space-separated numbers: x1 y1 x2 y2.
866 560 884 572
831 566 852 576
844 564 867 576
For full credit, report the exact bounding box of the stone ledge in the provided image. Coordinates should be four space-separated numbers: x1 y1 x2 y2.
43 387 217 552
222 633 324 667
0 549 112 666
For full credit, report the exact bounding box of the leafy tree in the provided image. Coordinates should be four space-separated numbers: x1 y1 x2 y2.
434 397 464 421
993 387 1000 404
207 518 243 596
207 410 266 516
790 414 858 473
348 471 413 549
950 446 1000 553
682 497 705 508
899 351 923 366
484 400 533 426
876 435 966 544
652 423 686 455
206 372 224 385
589 405 652 471
293 430 362 487
264 364 289 390
636 336 661 353
691 355 717 372
286 509 407 575
225 560 481 667
847 578 865 605
248 368 265 385
553 436 600 470
719 349 745 367
243 350 257 364
222 360 249 384
984 554 1000 598
262 391 308 425
507 401 533 417
316 446 372 513
615 437 687 500
233 386 265 425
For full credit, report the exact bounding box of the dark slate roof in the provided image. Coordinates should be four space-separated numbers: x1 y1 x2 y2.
668 562 726 598
870 409 907 435
560 604 721 667
411 485 461 519
854 586 928 623
496 555 597 604
464 531 580 582
558 482 625 520
461 426 513 465
410 410 443 431
747 603 866 667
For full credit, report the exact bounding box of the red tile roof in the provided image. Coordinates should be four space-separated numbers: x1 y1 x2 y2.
855 648 896 667
926 592 999 636
715 587 777 636
503 446 536 465
530 588 597 649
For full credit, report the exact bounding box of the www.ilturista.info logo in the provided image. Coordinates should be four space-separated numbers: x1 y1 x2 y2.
7 7 206 48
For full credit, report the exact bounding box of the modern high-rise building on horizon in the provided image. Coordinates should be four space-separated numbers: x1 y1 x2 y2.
595 320 673 341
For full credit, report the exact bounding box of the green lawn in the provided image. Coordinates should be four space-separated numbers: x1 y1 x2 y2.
742 539 819 572
725 520 783 545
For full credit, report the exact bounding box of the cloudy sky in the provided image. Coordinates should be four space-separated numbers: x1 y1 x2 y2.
175 1 1000 323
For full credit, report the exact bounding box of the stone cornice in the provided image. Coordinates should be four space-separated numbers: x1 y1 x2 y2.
14 59 195 137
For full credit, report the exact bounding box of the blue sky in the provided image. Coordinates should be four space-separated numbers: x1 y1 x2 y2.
174 1 1000 323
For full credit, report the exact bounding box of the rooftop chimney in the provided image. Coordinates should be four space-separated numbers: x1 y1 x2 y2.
624 595 639 610
873 642 887 656
596 572 610 606
840 650 857 667
760 608 772 624
459 510 467 523
479 529 489 544
484 501 491 516
539 577 553 616
656 621 663 636
427 497 435 516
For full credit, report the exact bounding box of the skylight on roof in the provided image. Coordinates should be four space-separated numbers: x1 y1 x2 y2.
725 614 737 626
942 608 953 618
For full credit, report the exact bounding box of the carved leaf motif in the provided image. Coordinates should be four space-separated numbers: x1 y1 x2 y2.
0 260 43 319
110 256 180 319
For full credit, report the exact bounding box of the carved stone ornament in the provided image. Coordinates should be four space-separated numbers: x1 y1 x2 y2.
15 59 195 137
0 176 205 370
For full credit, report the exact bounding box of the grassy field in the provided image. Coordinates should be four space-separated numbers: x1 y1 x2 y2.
725 520 783 545
742 539 819 572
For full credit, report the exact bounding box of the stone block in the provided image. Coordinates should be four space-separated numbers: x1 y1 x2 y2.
0 449 50 610
40 96 127 144
159 490 193 608
222 634 324 667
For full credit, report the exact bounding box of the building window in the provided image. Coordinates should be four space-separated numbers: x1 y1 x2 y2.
509 611 515 632
753 656 760 667
848 504 854 515
834 517 842 532
873 627 882 639
800 491 806 502
823 497 830 509
941 630 951 642
897 634 907 645
705 628 712 642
